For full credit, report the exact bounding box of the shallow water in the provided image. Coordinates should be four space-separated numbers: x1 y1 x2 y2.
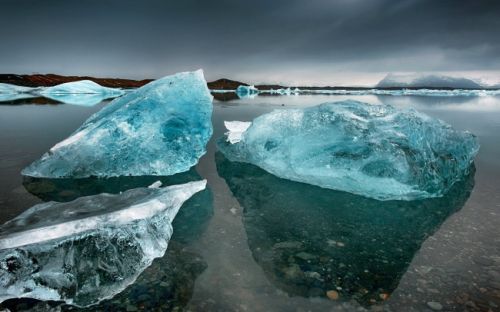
0 94 500 311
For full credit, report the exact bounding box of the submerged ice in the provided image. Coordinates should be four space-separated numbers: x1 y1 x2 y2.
219 100 479 201
22 70 213 178
0 180 206 306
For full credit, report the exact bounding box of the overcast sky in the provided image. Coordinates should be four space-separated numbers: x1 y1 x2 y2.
1 0 500 86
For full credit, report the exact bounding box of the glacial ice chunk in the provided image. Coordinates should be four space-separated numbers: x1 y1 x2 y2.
40 80 125 95
0 93 37 102
236 85 259 98
218 100 479 201
39 80 125 106
0 83 36 94
39 93 119 106
264 87 300 95
22 70 213 178
0 180 207 306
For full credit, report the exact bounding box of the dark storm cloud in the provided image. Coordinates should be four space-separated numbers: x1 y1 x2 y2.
1 0 499 84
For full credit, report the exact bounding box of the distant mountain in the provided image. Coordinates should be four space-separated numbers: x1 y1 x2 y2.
0 74 153 88
207 78 247 90
0 74 251 90
377 74 484 89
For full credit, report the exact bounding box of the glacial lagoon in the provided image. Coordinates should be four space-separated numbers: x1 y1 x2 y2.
1 93 500 311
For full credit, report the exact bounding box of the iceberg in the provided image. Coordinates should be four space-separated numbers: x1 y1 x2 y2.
236 85 259 98
218 100 479 201
0 93 37 103
40 80 124 95
22 70 213 178
38 93 120 106
0 180 207 307
39 80 125 106
0 83 40 103
0 83 37 94
264 87 300 95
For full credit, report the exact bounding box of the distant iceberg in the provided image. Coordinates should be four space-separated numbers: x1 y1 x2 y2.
0 180 206 307
0 83 37 94
376 73 484 89
22 70 213 178
218 100 479 201
236 85 259 98
263 87 300 95
38 93 120 106
39 80 125 105
40 80 124 95
0 93 37 103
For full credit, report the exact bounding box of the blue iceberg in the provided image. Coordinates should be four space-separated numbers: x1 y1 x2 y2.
263 87 300 95
0 83 37 94
39 80 125 106
218 100 479 201
0 180 206 307
236 85 259 98
22 70 213 178
40 80 124 95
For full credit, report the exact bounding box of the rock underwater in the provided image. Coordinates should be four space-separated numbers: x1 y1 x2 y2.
218 100 479 201
22 70 213 178
0 180 206 307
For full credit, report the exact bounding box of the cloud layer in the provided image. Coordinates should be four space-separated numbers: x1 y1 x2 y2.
1 0 499 85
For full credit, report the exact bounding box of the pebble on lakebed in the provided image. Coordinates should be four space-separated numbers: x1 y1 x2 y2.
326 290 339 300
427 301 443 310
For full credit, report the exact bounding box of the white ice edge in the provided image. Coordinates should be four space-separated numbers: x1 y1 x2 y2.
0 180 207 249
50 129 90 151
224 121 252 144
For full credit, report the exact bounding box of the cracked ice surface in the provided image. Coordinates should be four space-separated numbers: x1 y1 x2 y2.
22 70 213 178
0 180 206 307
219 100 479 201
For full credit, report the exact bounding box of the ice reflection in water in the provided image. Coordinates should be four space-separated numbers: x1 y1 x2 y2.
216 152 475 306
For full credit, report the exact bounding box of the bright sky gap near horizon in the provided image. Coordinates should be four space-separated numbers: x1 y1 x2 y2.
1 0 500 86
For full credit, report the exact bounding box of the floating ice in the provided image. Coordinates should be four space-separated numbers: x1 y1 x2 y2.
0 83 36 94
0 93 37 103
22 70 213 178
0 180 207 306
263 87 300 95
40 80 124 95
0 83 40 103
219 100 479 200
236 85 259 98
39 80 125 105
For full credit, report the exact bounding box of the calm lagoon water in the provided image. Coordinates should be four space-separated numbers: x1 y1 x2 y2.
0 94 500 311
